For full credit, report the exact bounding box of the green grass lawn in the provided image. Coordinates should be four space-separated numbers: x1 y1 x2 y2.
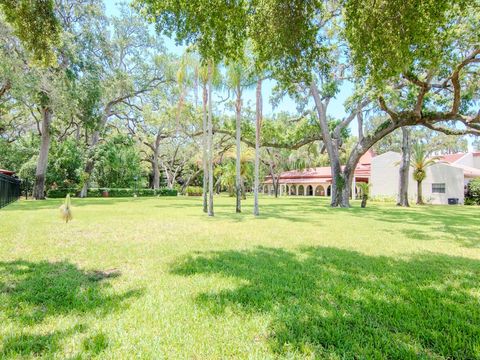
1 196 479 359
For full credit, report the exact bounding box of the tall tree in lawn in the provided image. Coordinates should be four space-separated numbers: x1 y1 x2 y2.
79 8 172 197
198 64 209 212
227 60 254 212
411 143 437 205
207 61 215 216
135 0 248 214
253 78 262 216
252 0 479 207
30 0 95 199
397 127 411 207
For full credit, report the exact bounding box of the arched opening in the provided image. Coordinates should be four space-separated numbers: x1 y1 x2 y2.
298 185 305 196
327 185 332 197
281 184 287 196
315 185 325 196
263 185 268 194
306 185 313 196
290 185 296 195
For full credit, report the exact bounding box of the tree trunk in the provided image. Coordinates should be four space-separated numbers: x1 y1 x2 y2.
397 127 411 207
207 61 214 216
273 176 279 198
152 131 162 190
202 83 208 213
361 195 368 208
33 107 52 200
310 82 347 207
235 84 242 213
338 144 371 208
80 111 111 198
417 180 424 205
253 79 262 216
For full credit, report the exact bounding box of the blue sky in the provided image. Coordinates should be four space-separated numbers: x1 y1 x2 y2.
103 1 475 150
103 1 352 120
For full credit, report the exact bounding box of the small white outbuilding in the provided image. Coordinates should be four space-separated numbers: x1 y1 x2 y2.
370 151 480 205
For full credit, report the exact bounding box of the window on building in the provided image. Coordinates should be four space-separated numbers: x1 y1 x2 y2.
432 183 446 193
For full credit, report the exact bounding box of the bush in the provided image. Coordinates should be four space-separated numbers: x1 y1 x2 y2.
49 187 177 198
464 197 478 206
185 186 203 196
137 189 155 197
47 188 77 198
465 179 480 205
156 188 177 197
107 188 134 197
86 188 106 197
87 187 177 198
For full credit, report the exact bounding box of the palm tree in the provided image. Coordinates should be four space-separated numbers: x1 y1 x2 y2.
199 60 222 215
357 182 370 208
254 78 263 216
207 60 214 216
222 147 254 198
410 143 437 205
227 62 245 212
198 64 209 213
226 60 254 212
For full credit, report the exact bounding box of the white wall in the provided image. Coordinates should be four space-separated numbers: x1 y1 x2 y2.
473 156 480 169
371 151 402 199
371 152 465 204
454 153 474 168
424 163 464 205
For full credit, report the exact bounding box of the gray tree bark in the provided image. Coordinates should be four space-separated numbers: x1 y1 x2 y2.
79 104 112 198
207 62 214 216
202 83 208 213
152 130 162 190
310 82 347 207
235 84 242 213
253 79 262 216
397 127 411 207
33 107 52 200
417 180 424 205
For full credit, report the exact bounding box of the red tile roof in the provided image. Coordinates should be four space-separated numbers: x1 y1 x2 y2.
0 169 15 176
439 153 465 163
265 163 371 184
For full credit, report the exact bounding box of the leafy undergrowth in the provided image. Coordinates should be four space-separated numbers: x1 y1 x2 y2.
1 196 479 359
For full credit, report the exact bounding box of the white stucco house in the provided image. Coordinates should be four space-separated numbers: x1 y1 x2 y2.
370 151 480 204
264 151 480 205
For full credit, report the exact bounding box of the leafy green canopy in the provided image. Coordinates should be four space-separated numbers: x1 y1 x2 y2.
134 0 249 62
0 0 60 65
344 0 471 83
134 0 327 79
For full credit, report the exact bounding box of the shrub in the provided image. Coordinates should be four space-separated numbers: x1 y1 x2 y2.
156 188 177 197
137 189 156 197
107 188 134 197
465 179 480 205
86 188 106 197
49 187 177 198
185 186 203 196
47 188 77 198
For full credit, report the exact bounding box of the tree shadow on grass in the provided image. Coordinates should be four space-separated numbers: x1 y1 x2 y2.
172 247 480 359
349 205 480 248
0 260 142 357
3 197 142 211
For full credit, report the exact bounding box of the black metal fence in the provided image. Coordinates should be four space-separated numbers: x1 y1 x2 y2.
0 173 21 209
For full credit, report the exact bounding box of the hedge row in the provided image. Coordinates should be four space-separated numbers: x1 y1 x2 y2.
47 188 177 198
465 179 480 205
185 186 203 196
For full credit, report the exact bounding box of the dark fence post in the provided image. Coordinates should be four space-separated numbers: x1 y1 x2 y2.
0 173 22 209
